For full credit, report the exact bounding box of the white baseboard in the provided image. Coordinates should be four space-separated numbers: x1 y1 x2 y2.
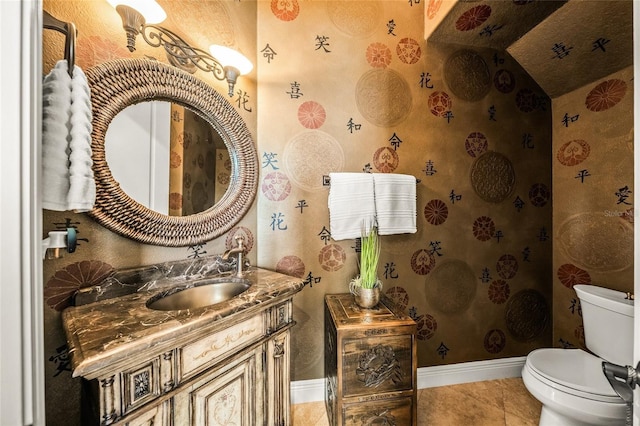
290 356 527 405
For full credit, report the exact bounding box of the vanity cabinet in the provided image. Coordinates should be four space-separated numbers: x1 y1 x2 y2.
324 294 417 426
74 297 294 426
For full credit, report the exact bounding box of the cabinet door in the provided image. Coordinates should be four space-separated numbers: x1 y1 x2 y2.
189 347 264 426
122 398 172 426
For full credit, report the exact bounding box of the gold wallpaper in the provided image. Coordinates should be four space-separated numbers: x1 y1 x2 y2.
256 1 552 382
40 0 632 424
551 66 634 352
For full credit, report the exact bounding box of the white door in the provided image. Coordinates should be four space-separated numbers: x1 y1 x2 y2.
0 1 45 425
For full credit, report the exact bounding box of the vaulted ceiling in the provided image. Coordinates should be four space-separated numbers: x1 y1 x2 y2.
426 0 633 98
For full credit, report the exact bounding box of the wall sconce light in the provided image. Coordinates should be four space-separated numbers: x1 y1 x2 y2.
107 0 253 97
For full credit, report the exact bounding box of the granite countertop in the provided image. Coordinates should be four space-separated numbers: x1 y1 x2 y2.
62 261 305 379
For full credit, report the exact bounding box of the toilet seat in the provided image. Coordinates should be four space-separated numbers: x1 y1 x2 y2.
525 348 623 404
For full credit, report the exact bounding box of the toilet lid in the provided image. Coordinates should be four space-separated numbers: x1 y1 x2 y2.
526 348 621 399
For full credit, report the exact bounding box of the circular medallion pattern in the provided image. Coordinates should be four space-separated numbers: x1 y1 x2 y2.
484 329 506 354
415 314 438 340
496 254 518 279
366 42 392 69
396 38 421 65
557 140 590 166
505 289 549 342
319 244 346 272
428 91 452 117
217 171 230 186
170 151 181 168
470 151 515 203
465 132 488 158
557 263 591 289
488 280 510 304
585 79 627 112
261 171 292 202
425 259 477 314
276 255 306 278
373 146 399 173
283 131 344 191
356 69 412 127
529 183 550 207
169 192 183 210
455 4 491 31
271 0 300 21
411 249 436 275
472 216 495 241
494 69 515 93
327 1 382 38
298 101 326 129
558 212 633 272
444 50 491 101
515 88 538 112
424 199 449 226
385 286 410 311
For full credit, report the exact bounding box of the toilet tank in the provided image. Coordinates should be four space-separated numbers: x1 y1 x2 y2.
574 284 634 367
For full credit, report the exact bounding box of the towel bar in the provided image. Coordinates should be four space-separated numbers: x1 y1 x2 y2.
324 174 420 186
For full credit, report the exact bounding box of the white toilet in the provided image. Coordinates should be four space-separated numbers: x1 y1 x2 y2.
522 284 634 425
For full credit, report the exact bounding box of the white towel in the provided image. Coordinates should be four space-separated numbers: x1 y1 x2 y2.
41 60 95 212
328 172 377 240
67 65 95 212
42 60 72 211
373 173 417 235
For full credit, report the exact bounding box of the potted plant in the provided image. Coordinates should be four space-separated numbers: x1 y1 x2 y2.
349 225 382 308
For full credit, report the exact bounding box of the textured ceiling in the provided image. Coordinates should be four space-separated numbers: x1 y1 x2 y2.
428 0 633 98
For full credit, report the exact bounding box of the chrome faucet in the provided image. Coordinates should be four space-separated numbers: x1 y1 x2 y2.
222 235 246 277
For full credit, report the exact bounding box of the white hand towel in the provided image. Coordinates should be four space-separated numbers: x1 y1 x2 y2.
373 173 417 235
42 60 72 211
67 64 95 212
328 172 376 240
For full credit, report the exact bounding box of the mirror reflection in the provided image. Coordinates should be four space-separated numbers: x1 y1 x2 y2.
105 102 231 216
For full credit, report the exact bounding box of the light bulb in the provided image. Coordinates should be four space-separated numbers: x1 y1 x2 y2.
209 45 253 76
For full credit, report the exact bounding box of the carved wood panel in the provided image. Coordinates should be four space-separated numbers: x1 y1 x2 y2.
190 348 260 425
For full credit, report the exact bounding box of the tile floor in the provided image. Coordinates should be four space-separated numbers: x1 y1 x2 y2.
291 377 542 425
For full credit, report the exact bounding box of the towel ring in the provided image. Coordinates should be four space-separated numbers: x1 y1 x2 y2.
43 10 77 76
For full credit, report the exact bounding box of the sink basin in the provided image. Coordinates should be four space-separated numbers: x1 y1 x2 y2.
146 277 251 311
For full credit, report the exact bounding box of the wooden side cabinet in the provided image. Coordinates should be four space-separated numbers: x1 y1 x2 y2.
324 294 417 426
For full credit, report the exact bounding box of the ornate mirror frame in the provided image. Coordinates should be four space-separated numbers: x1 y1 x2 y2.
85 58 258 246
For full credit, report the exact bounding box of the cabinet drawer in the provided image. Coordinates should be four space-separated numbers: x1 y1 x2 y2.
180 314 265 380
342 335 413 397
342 396 413 425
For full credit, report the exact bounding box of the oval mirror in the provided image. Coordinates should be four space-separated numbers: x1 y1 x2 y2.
86 58 258 246
105 101 232 216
